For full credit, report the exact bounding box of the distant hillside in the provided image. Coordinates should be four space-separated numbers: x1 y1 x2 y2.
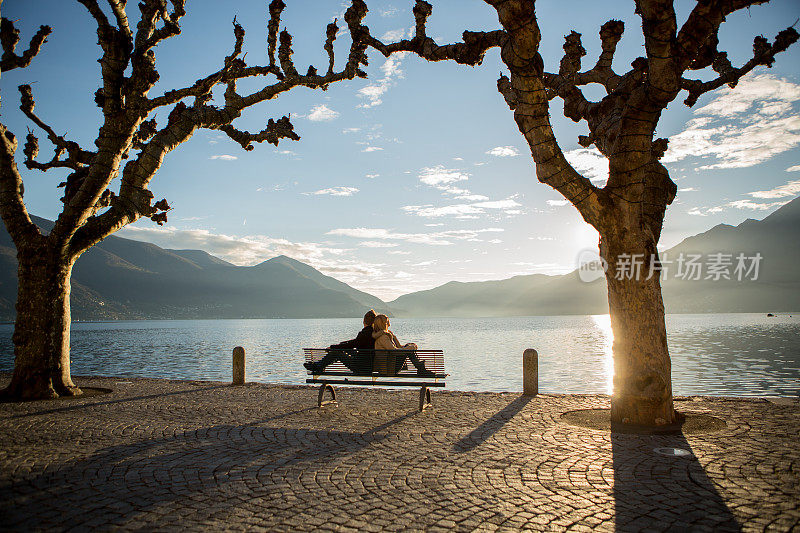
390 196 800 316
660 195 800 313
0 216 390 320
2 197 797 320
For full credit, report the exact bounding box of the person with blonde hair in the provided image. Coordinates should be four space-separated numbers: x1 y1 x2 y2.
304 309 378 374
372 314 434 377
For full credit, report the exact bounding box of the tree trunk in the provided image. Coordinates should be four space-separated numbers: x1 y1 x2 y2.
2 252 81 399
600 227 675 426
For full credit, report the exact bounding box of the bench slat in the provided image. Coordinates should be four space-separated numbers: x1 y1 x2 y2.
306 370 448 379
306 378 446 387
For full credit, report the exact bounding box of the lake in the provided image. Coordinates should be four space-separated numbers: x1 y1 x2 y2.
1 313 798 396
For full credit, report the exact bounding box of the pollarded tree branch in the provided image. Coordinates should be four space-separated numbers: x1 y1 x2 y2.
228 2 371 109
77 0 131 116
0 18 52 72
18 85 94 172
267 0 284 72
542 31 598 126
0 15 52 249
148 2 366 112
219 116 299 151
76 0 112 32
0 126 41 249
573 20 625 92
367 0 506 66
489 1 606 229
126 1 184 99
674 0 770 75
133 0 185 57
681 27 800 107
69 1 374 257
278 29 299 79
635 0 679 103
324 18 338 75
107 0 133 42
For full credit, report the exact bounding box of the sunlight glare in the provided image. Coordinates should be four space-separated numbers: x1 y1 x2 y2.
591 314 614 395
573 223 599 253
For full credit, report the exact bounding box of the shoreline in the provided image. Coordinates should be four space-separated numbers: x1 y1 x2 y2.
2 310 799 325
2 371 799 400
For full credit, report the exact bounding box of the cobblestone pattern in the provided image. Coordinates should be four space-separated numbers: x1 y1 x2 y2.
0 376 798 532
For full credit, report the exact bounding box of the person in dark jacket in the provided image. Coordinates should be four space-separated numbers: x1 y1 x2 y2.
304 309 377 373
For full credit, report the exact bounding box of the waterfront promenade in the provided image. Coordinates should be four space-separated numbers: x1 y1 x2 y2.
1 375 798 531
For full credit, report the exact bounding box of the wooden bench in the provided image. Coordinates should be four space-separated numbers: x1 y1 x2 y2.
303 348 447 411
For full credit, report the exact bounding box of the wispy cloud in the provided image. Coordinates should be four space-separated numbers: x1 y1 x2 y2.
412 165 522 218
209 154 238 161
547 199 569 207
486 146 519 157
305 187 359 197
687 206 724 216
362 146 384 152
342 127 361 134
308 104 339 122
664 73 800 169
403 198 522 219
381 28 409 41
727 199 789 210
118 226 346 266
357 53 407 108
365 173 380 179
787 165 800 172
688 198 788 215
453 194 490 201
563 147 608 184
678 187 698 192
359 241 399 248
748 179 800 199
328 227 503 246
418 166 469 186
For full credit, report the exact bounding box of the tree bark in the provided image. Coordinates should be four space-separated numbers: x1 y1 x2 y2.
600 213 674 426
2 252 81 399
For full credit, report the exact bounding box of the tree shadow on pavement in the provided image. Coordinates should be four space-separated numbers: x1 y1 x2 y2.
452 395 531 452
613 430 740 532
0 409 418 530
3 384 231 419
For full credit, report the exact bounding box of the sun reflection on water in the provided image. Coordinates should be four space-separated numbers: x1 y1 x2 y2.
591 314 614 395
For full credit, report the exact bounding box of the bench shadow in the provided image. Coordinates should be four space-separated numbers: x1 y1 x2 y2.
452 395 531 452
612 429 740 531
0 409 416 530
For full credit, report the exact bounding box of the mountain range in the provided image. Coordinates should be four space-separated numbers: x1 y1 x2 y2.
0 216 388 320
391 196 800 316
0 196 797 320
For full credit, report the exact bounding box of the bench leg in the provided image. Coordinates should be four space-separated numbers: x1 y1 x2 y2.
419 385 432 412
317 383 337 407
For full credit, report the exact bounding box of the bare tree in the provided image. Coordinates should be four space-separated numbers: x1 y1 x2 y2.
364 0 798 426
0 0 373 399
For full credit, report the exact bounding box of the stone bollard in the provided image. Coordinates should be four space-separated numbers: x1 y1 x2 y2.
523 349 538 396
232 346 245 385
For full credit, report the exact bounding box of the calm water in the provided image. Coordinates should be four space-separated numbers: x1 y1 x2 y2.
1 314 798 396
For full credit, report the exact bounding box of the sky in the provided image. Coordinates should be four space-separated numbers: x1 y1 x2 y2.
2 0 799 301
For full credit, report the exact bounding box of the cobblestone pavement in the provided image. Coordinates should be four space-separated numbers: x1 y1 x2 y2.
0 376 798 532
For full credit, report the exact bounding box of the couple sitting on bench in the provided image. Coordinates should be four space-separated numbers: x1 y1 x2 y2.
303 309 435 377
